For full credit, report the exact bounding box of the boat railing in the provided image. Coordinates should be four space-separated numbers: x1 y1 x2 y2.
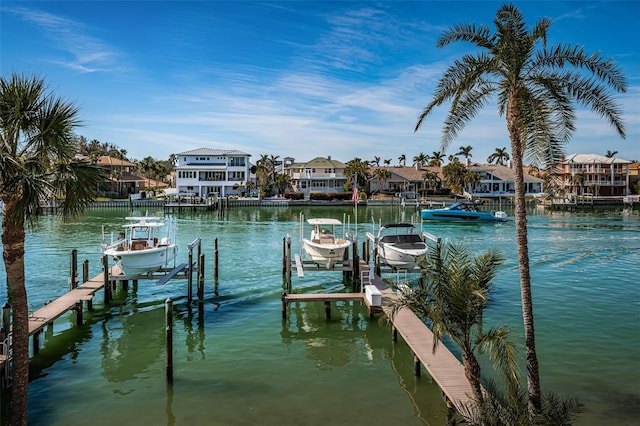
102 238 127 252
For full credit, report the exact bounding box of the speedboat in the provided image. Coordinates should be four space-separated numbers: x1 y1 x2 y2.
421 202 507 222
369 223 428 270
102 216 178 277
301 218 352 268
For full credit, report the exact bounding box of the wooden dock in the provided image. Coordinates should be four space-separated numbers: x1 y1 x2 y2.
281 274 474 418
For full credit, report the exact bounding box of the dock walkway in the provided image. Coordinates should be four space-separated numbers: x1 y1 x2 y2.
282 269 474 417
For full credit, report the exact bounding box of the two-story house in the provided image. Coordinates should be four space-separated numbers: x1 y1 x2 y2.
284 156 347 196
556 153 632 196
174 148 251 197
467 163 544 198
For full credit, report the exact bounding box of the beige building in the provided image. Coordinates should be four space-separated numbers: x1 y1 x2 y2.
555 153 632 196
284 156 347 195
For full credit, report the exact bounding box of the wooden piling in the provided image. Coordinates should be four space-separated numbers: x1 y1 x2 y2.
413 353 421 377
286 236 292 292
102 255 111 303
75 300 83 325
70 249 78 289
82 259 89 284
187 246 194 303
165 298 173 384
197 253 205 305
214 238 219 281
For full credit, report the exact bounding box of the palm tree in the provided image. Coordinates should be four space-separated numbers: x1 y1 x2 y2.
390 242 518 406
414 4 626 417
373 168 392 192
344 157 371 190
412 152 429 167
274 173 291 196
0 74 105 425
487 147 510 165
429 151 445 167
422 170 440 194
398 154 406 166
605 150 618 158
371 156 381 167
456 145 474 161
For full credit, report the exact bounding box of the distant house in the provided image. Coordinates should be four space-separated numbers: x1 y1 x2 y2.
555 153 632 196
92 155 145 197
284 156 347 195
467 163 544 198
369 165 442 195
174 148 251 197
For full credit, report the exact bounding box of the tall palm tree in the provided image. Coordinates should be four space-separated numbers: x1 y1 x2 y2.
605 150 618 158
371 156 381 167
0 74 105 425
398 154 406 166
390 242 518 406
414 4 626 416
373 167 392 191
383 158 392 166
412 152 429 167
429 151 445 167
487 147 510 165
456 145 474 161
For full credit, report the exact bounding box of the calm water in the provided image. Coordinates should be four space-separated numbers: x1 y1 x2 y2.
0 205 638 425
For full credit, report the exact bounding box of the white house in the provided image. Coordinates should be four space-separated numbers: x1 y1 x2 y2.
175 148 251 197
466 163 544 198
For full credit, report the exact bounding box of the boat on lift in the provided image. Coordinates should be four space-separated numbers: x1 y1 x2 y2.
368 223 428 270
301 218 352 268
102 215 178 277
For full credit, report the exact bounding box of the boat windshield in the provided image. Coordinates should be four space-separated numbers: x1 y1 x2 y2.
132 227 151 239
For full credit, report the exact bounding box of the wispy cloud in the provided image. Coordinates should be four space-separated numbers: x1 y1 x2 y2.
5 6 120 73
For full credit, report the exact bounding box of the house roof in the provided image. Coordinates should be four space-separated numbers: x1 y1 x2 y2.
177 148 251 157
371 166 443 181
468 163 543 182
563 153 632 164
96 155 136 167
289 156 346 169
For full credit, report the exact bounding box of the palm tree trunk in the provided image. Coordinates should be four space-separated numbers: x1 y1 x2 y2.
461 350 484 405
507 98 542 416
2 197 29 425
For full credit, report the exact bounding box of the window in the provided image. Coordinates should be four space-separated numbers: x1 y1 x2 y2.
229 157 245 167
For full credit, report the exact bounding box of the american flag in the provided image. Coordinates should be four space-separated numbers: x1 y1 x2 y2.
352 177 359 205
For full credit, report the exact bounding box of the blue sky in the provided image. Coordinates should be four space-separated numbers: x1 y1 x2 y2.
2 1 639 165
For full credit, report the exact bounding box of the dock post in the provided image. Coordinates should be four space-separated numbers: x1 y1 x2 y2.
82 259 89 284
197 253 205 306
413 353 421 377
70 249 78 289
102 255 111 303
75 300 83 325
392 327 397 342
165 298 173 384
445 395 456 426
286 236 292 293
187 246 194 303
281 237 286 275
324 301 331 319
33 331 40 355
281 295 287 319
214 238 219 281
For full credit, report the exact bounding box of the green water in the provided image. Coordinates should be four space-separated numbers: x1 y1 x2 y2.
1 205 639 425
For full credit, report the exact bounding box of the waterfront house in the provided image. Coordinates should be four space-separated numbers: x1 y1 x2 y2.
174 148 251 197
466 163 544 198
369 165 443 195
284 156 348 197
91 155 145 197
555 153 632 196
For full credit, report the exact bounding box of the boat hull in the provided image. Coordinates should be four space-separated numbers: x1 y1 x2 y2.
421 210 506 222
104 244 177 277
378 244 427 270
302 238 351 267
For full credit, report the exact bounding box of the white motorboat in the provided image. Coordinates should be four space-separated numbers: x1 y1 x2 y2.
102 216 178 278
368 223 428 270
301 218 352 268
